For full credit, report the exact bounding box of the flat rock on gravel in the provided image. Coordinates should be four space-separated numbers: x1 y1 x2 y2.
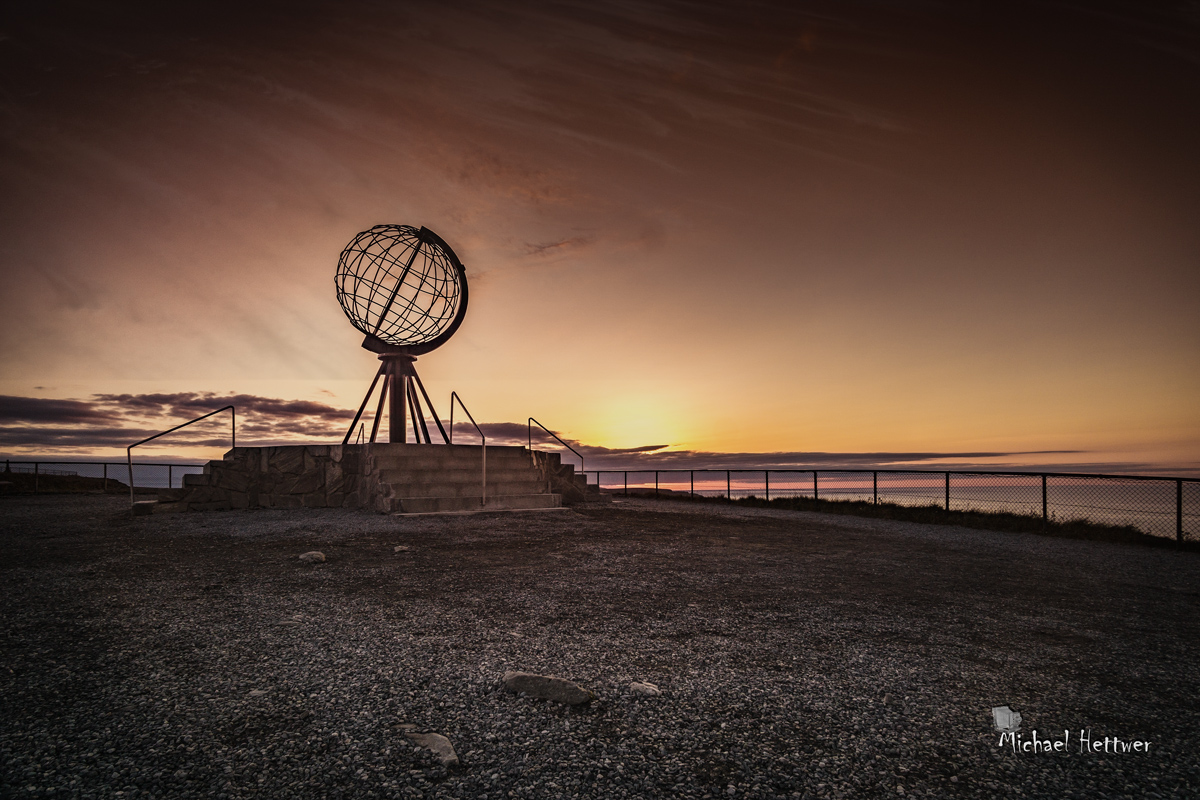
502 671 595 705
405 731 460 767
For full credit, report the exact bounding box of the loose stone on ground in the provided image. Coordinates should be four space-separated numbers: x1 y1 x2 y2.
502 671 595 705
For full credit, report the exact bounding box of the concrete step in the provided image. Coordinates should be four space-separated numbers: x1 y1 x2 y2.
157 488 186 502
372 453 534 472
392 493 562 514
377 467 545 485
388 480 548 499
369 443 529 463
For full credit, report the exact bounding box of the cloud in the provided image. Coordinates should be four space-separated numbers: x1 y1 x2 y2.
524 236 594 257
0 396 111 424
0 393 353 453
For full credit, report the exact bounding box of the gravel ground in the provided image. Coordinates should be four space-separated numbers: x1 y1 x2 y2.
2 494 1199 799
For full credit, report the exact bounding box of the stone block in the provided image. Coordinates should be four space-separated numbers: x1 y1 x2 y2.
210 467 250 493
302 492 326 508
229 491 250 509
285 473 324 495
185 487 216 504
272 494 303 509
268 447 304 475
326 492 345 508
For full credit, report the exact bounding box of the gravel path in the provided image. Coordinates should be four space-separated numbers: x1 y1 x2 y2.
2 494 1199 799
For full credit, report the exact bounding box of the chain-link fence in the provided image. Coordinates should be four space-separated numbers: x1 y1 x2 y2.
6 459 1196 542
587 468 1199 543
2 461 205 492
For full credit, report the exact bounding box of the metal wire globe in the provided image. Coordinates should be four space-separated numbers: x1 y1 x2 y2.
335 225 468 354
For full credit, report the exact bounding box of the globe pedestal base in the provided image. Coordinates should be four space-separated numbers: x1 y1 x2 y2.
342 355 448 445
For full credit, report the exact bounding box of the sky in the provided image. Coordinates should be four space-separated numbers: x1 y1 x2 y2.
1 0 1198 474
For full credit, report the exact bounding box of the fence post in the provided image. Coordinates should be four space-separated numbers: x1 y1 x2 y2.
813 470 818 501
1179 479 1185 546
168 465 173 490
1042 475 1048 527
690 470 694 498
873 471 878 504
945 472 950 511
727 471 731 500
103 463 108 492
765 471 770 502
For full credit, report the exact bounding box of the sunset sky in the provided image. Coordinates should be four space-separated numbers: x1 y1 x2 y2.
1 0 1197 474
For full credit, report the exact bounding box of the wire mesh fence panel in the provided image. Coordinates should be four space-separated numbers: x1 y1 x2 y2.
691 471 732 498
949 473 1043 517
1185 481 1200 542
7 463 80 475
655 471 693 497
765 471 815 500
877 472 947 508
622 471 659 496
1 462 208 491
1047 477 1179 539
814 471 875 502
594 472 626 495
726 470 769 500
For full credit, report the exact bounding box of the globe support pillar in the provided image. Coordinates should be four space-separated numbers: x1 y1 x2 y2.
343 355 449 445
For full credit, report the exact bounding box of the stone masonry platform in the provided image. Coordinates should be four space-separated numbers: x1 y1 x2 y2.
140 443 597 515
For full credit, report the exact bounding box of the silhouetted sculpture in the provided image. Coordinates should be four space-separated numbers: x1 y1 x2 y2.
336 225 468 444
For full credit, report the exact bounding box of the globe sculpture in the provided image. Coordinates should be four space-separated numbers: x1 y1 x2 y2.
337 225 469 445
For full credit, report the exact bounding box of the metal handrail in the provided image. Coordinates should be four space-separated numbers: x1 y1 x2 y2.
126 405 235 508
449 392 486 505
527 418 583 474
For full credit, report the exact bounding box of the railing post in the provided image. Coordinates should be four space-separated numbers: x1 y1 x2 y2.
690 470 694 498
813 470 818 501
1042 474 1048 527
873 471 878 504
103 463 108 492
765 470 769 502
945 472 950 511
727 470 731 500
1179 479 1185 546
168 465 173 490
655 471 659 498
